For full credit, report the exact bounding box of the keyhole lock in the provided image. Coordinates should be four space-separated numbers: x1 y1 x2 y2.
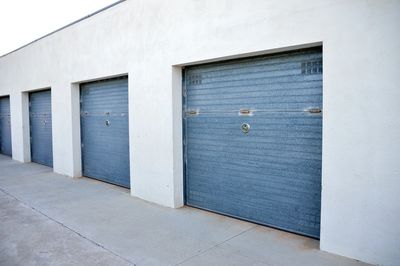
241 123 250 133
105 120 110 127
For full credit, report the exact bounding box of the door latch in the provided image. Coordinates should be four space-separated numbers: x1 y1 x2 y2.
241 123 250 134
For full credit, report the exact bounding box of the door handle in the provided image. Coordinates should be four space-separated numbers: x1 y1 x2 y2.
305 108 322 114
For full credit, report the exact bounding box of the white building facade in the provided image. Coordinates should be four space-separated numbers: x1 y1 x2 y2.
0 0 399 265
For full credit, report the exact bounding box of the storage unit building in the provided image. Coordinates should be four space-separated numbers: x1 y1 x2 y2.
184 48 323 238
80 77 130 188
29 90 53 167
0 1 399 265
0 96 12 156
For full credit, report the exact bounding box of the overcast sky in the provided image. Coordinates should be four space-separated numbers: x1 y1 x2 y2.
0 0 118 56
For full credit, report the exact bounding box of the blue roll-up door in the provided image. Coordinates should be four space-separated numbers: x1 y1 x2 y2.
184 48 323 238
0 96 12 156
29 90 53 167
80 77 130 188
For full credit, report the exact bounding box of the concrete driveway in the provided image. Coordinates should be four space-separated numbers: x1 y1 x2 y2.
0 155 370 266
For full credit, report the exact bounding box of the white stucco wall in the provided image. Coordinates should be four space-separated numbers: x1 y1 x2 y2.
0 0 399 265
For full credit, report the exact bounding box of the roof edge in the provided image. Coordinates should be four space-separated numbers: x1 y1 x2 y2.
0 0 126 59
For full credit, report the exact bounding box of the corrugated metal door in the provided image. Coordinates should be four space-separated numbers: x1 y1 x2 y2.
184 48 323 238
0 96 12 156
29 90 53 167
80 77 130 188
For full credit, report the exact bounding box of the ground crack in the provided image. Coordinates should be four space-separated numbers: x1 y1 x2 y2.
0 187 136 266
174 224 257 266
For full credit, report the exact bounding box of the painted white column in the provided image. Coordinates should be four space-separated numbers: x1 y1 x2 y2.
70 83 82 177
171 66 184 208
51 81 81 177
10 91 30 162
128 74 136 194
128 67 184 208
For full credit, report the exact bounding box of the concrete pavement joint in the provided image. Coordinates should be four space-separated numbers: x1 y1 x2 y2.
174 224 258 266
0 187 137 266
